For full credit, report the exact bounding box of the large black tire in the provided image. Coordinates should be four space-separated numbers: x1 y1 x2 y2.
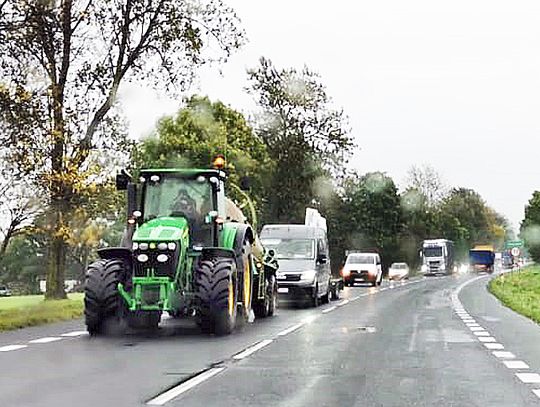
238 241 254 325
84 259 127 336
321 281 330 304
194 258 237 335
330 285 340 301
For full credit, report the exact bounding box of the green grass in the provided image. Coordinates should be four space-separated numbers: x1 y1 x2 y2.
489 266 540 324
0 293 84 331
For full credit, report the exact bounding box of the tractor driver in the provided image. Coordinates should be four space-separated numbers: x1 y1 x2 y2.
170 189 208 247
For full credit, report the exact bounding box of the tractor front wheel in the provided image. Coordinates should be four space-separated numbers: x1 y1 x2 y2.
84 259 128 336
253 275 277 318
195 257 237 335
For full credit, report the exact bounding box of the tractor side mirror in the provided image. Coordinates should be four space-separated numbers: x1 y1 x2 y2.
205 210 219 224
116 170 132 191
239 176 251 191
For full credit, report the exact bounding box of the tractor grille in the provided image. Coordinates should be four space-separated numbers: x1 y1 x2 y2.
132 244 179 278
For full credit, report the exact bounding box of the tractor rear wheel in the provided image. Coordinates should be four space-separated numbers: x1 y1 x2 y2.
84 259 128 336
194 257 237 335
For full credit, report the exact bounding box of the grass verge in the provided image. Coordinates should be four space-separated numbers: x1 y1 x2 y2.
488 265 540 324
0 293 84 331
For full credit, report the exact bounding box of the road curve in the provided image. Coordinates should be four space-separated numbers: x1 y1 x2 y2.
1 274 539 406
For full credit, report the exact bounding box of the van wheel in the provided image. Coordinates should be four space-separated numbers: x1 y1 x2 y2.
310 285 319 307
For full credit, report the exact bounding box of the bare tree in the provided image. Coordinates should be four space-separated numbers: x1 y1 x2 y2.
405 164 448 206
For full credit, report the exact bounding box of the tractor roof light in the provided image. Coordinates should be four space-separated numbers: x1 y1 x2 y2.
212 154 226 169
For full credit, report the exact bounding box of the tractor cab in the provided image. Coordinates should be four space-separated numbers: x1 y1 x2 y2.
137 169 227 248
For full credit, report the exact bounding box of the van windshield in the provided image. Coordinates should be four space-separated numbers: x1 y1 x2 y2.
346 255 375 264
261 238 315 260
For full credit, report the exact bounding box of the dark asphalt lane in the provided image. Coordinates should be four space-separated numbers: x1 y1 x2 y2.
0 281 393 407
2 274 539 406
169 274 539 407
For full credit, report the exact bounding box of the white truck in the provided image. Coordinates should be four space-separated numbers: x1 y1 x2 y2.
420 239 455 275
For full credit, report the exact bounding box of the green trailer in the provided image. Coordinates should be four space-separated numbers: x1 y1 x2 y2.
84 160 278 335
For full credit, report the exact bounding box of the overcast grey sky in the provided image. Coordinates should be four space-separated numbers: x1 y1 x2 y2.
120 0 540 230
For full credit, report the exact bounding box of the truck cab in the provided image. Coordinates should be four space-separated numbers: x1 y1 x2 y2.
421 239 455 276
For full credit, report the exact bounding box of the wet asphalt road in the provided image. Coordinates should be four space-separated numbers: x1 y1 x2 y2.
2 272 540 406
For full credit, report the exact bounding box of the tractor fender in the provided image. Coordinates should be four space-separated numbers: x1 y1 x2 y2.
200 248 236 261
97 247 132 263
232 223 254 257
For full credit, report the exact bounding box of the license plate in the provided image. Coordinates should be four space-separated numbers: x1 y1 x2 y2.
355 278 364 281
278 287 289 294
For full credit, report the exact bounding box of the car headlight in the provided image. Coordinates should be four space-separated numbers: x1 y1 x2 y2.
300 269 317 281
156 254 168 263
137 254 149 263
276 272 286 280
342 269 351 277
421 265 428 272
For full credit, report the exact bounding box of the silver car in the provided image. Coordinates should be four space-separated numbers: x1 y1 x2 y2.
388 263 410 281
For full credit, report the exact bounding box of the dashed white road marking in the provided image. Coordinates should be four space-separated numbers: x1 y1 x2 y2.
233 339 273 360
28 337 62 344
277 323 304 337
322 306 337 314
484 343 504 350
493 351 515 359
146 367 226 405
349 296 359 301
473 331 491 337
466 323 480 327
532 389 540 398
516 373 540 384
61 331 88 337
0 344 27 352
337 299 349 307
503 360 529 369
478 336 496 343
469 326 484 332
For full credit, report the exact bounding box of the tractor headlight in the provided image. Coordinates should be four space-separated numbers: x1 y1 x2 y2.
167 242 176 251
156 254 168 263
132 242 139 250
139 243 149 251
300 270 317 281
137 254 149 263
157 242 168 250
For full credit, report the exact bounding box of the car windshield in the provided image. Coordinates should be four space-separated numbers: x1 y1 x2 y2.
391 263 407 269
143 175 215 222
346 255 375 264
424 247 443 257
261 238 315 259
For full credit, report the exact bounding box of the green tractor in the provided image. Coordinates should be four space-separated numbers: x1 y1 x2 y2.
84 161 278 335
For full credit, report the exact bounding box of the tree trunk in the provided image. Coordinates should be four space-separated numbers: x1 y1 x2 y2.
45 206 67 300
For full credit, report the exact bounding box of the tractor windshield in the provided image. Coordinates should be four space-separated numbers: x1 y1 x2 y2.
143 175 216 224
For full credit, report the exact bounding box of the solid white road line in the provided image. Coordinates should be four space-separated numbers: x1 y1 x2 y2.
503 360 529 369
516 373 540 384
0 344 27 352
493 351 515 359
233 339 273 360
61 331 88 337
484 343 504 350
478 336 496 343
146 367 226 405
28 337 62 344
277 323 304 337
322 306 337 314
